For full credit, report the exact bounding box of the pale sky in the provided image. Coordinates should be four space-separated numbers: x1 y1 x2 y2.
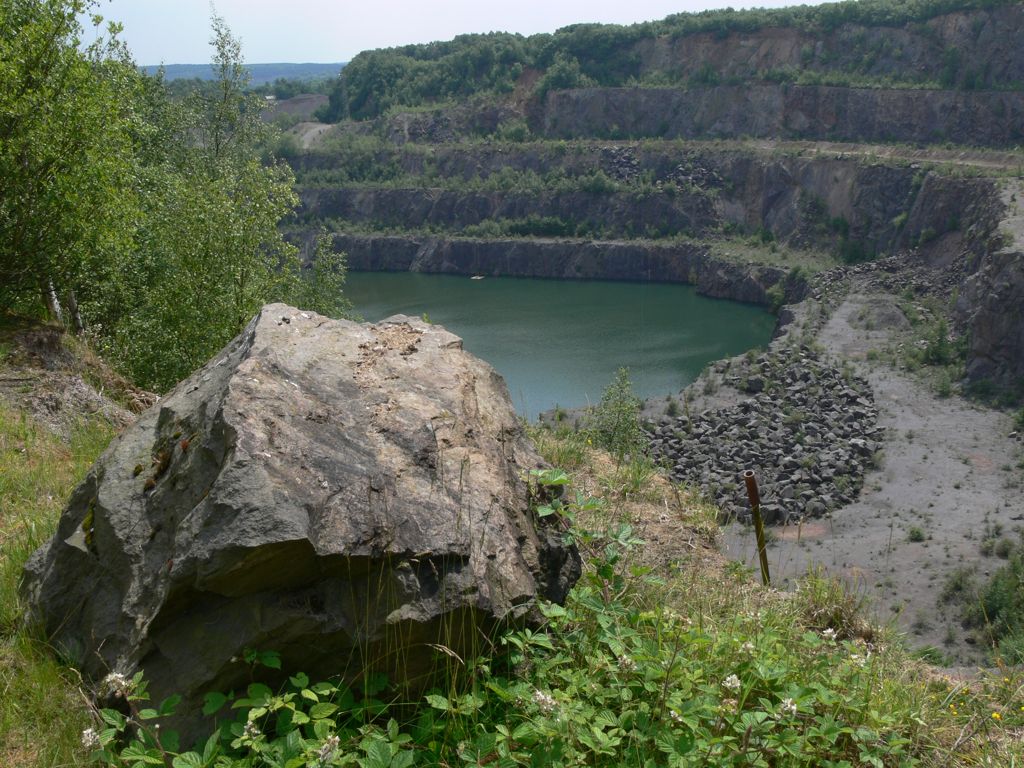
84 0 825 65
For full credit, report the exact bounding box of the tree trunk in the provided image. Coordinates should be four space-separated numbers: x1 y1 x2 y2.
44 280 63 325
66 289 84 334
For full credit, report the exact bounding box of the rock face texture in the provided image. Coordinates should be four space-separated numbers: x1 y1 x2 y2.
22 305 579 736
538 85 1024 148
330 233 803 306
958 183 1024 390
631 5 1024 89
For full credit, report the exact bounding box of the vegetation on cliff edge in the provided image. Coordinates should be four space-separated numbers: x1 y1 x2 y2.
0 0 350 392
1 346 1022 766
318 0 1017 121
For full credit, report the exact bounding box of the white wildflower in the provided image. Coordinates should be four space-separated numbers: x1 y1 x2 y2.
102 672 132 697
821 628 838 642
849 652 868 667
740 641 755 654
617 655 636 673
721 697 738 711
780 698 798 717
316 734 340 766
533 689 558 715
243 720 261 741
669 710 683 723
722 674 741 693
81 727 100 750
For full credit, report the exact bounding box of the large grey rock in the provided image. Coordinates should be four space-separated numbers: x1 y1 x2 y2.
22 304 579 736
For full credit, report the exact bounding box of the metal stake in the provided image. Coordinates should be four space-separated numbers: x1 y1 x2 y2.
743 469 771 587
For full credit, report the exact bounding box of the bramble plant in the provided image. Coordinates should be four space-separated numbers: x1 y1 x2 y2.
89 465 1024 768
4 411 1024 766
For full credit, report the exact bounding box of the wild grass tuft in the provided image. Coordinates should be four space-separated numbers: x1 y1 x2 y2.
2 402 1024 766
0 404 114 767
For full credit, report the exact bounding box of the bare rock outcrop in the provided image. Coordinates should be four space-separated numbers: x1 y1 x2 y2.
957 180 1024 391
21 305 579 737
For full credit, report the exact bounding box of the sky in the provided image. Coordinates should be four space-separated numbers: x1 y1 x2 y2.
83 0 825 66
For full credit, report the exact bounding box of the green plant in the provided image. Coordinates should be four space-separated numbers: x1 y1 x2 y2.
908 526 926 543
0 405 115 766
589 367 645 462
766 282 786 314
1014 407 1024 432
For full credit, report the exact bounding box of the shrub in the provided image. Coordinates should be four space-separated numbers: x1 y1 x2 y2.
589 367 646 461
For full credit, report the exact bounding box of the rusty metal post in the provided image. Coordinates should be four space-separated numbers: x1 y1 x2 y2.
743 469 771 587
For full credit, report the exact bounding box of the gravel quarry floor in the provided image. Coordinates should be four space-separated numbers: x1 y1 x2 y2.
724 290 1024 666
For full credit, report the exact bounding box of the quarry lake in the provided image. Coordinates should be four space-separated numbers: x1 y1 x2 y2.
346 272 776 419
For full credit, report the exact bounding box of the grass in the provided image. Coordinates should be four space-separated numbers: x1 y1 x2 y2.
0 404 115 767
0 364 1022 765
72 428 1024 765
705 236 838 274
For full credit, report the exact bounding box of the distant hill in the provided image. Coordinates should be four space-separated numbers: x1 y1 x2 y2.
142 62 345 86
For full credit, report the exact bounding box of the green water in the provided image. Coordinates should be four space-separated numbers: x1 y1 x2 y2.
345 272 776 420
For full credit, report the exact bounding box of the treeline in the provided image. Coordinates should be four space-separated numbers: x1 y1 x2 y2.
318 0 1009 121
0 0 348 392
163 74 334 102
141 61 344 86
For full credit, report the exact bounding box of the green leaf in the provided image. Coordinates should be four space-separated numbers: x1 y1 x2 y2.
121 743 165 765
247 683 273 700
171 753 204 768
138 708 160 720
202 729 221 763
160 730 180 753
202 692 227 716
362 741 392 768
364 671 388 696
531 468 569 486
100 709 127 729
289 672 309 689
309 702 339 719
159 694 182 716
457 693 484 713
425 694 451 711
300 688 319 703
258 650 282 669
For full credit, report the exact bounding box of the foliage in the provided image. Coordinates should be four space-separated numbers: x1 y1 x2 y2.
249 76 336 100
0 401 114 767
88 477 1024 767
0 2 352 392
2 398 1024 765
318 0 1012 121
100 15 304 391
589 367 646 462
972 548 1024 649
0 1 136 315
534 52 596 101
288 230 354 319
